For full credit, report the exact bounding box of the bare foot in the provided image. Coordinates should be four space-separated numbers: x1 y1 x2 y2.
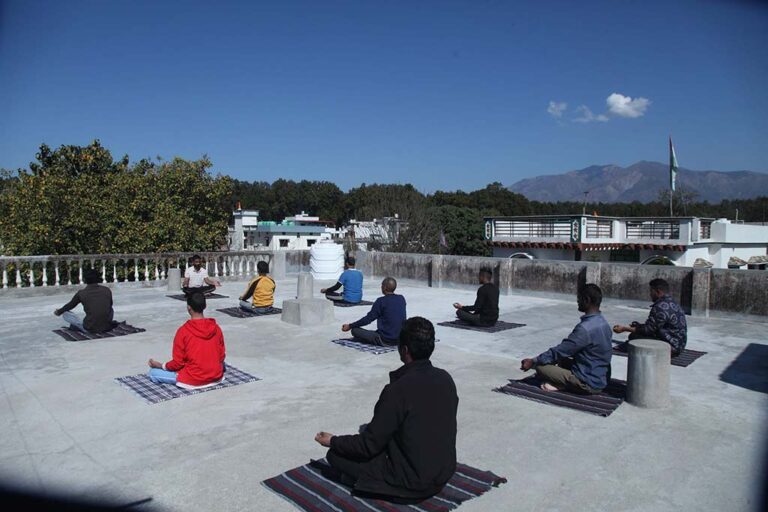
540 382 561 392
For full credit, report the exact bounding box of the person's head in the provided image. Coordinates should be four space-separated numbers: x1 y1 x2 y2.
479 267 493 284
191 255 202 269
345 256 356 269
186 292 206 317
649 278 670 301
83 268 101 285
398 316 435 363
381 277 397 294
257 260 269 275
577 283 603 313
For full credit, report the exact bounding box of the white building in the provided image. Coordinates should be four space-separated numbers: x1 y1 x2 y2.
484 215 768 269
229 210 335 251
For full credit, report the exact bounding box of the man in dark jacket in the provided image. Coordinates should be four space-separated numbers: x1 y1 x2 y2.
315 317 459 503
341 277 406 346
520 284 613 393
612 278 688 356
452 267 499 326
54 269 115 334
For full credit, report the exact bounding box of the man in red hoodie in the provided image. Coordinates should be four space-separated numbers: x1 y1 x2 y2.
147 293 226 389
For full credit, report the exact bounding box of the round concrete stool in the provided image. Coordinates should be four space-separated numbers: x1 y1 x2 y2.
626 339 671 408
166 267 181 291
297 272 314 299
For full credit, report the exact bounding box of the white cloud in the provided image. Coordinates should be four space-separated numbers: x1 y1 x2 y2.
606 93 651 118
547 101 567 118
573 105 608 123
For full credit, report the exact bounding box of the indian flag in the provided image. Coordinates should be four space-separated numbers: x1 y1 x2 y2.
669 136 678 192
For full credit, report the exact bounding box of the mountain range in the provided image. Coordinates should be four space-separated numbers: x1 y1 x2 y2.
508 161 768 203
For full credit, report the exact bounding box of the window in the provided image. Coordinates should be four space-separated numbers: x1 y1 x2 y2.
307 239 316 247
700 221 712 239
610 249 640 262
279 239 289 248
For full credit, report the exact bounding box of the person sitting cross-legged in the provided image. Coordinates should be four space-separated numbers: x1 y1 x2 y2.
452 267 499 327
53 268 116 334
182 254 221 297
612 278 687 357
520 284 612 394
321 256 363 304
147 293 226 389
315 317 458 504
239 260 276 313
341 277 406 346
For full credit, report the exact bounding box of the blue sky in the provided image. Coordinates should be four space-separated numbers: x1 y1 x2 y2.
1 0 766 191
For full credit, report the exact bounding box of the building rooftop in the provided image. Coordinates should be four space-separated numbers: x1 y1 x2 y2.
0 278 766 511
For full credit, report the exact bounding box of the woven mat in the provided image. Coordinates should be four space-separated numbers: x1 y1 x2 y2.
115 365 260 404
263 458 506 512
167 293 229 301
332 300 374 308
438 320 526 333
612 342 707 367
217 307 282 318
494 376 626 417
331 338 399 355
53 322 146 341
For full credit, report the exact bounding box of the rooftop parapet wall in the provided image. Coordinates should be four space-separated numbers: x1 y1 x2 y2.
355 251 768 317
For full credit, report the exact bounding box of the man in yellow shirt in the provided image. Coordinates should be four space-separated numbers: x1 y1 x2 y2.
239 261 276 313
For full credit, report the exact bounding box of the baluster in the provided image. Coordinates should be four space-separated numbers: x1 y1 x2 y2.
161 260 167 280
55 263 60 286
113 260 118 283
214 258 219 277
42 263 48 287
154 260 160 280
78 261 83 284
238 257 243 276
101 260 107 283
67 261 73 285
16 265 22 288
134 259 139 281
2 265 7 289
29 265 36 288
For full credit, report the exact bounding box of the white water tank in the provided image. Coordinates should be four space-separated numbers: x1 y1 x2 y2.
310 240 344 280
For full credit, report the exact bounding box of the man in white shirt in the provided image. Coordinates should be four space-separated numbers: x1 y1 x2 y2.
182 254 221 297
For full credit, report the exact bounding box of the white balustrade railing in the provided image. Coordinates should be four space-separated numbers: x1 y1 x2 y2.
0 251 275 290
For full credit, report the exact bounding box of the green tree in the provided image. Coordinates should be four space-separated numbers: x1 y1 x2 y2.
395 205 490 256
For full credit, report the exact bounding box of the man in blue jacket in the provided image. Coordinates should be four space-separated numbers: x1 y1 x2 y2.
321 256 364 304
520 284 612 393
341 277 406 346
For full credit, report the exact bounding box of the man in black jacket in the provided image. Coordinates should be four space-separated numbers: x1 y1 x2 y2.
314 317 459 503
452 267 499 326
54 269 114 333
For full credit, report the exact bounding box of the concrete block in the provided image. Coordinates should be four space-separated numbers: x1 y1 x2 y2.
626 339 671 408
167 267 181 291
691 268 710 317
281 298 335 326
297 272 314 299
272 251 287 280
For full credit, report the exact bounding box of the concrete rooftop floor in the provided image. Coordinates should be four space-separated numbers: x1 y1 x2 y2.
1 277 766 511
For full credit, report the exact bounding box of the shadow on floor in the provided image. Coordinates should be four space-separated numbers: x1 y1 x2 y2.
719 343 768 394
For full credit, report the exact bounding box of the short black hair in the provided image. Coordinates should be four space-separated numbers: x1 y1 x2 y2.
346 256 356 267
382 277 397 292
187 292 207 313
257 260 269 274
399 317 435 360
191 254 201 261
479 267 493 279
83 268 101 285
649 278 670 294
578 283 603 308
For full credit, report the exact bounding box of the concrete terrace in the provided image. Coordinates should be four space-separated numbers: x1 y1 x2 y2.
1 277 766 511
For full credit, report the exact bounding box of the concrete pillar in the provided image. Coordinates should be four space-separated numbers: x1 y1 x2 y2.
297 272 314 299
691 268 710 317
167 267 181 291
272 251 287 280
626 339 671 408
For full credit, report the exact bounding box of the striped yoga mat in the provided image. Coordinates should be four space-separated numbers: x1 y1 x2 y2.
262 459 506 512
331 338 399 355
494 377 626 417
167 293 229 301
115 365 260 404
437 320 525 333
53 322 146 341
612 342 707 367
217 307 282 318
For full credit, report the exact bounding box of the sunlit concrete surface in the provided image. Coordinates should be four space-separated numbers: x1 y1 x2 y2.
1 278 766 511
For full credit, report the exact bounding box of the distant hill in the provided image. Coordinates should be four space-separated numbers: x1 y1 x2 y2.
509 161 768 203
